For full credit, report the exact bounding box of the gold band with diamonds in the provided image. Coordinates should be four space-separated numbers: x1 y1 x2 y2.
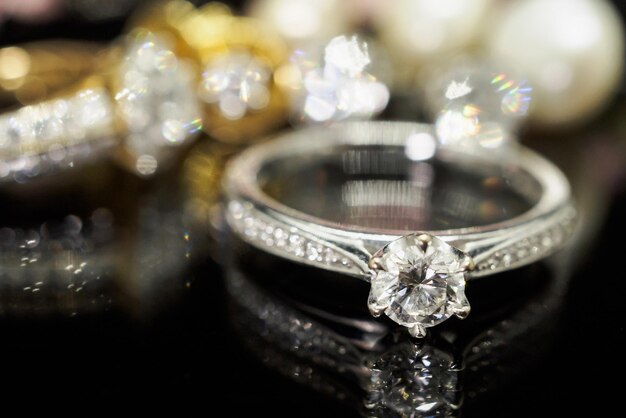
1 1 290 182
0 30 202 182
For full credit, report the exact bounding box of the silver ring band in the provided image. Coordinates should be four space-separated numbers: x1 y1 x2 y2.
224 121 576 336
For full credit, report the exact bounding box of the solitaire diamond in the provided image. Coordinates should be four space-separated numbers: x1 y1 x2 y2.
368 233 472 338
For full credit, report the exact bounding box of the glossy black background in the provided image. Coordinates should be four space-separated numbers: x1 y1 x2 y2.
1 1 625 414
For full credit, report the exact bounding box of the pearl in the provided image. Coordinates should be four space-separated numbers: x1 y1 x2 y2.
374 0 494 61
247 0 351 44
487 0 624 126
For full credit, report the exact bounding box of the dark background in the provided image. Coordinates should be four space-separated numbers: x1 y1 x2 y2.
1 1 625 415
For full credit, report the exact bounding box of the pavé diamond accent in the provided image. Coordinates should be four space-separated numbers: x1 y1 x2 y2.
475 210 576 272
226 199 576 286
368 233 472 338
227 200 357 273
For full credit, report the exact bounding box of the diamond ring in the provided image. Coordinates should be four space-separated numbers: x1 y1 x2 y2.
223 121 576 337
0 31 201 181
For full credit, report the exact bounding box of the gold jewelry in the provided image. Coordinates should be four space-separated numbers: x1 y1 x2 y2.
0 30 202 182
1 1 291 183
132 1 290 144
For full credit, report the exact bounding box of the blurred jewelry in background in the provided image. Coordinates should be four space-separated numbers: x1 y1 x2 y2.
0 41 116 182
486 0 624 126
422 57 533 152
0 0 63 23
134 0 291 144
249 0 624 130
280 34 390 123
135 1 390 138
111 30 201 174
247 0 353 45
378 0 623 128
373 0 495 89
0 30 202 182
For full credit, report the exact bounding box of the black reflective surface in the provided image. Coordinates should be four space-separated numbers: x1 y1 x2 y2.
1 2 625 415
227 246 566 417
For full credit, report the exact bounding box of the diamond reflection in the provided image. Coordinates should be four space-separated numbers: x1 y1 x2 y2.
226 246 569 417
200 51 272 120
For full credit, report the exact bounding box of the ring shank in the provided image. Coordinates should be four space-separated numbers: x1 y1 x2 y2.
225 122 576 280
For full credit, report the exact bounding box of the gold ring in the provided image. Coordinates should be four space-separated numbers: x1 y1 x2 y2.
0 31 202 182
1 1 290 183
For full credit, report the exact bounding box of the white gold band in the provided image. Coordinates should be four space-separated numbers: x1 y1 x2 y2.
224 121 576 280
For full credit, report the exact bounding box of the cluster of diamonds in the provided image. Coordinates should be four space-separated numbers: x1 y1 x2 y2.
293 35 389 122
199 51 272 120
115 32 201 175
0 88 114 180
227 201 355 272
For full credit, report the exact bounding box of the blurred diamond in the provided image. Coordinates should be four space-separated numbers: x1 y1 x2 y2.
324 35 370 76
200 52 271 120
288 34 390 123
426 60 532 151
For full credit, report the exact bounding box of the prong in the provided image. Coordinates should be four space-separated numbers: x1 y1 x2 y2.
454 305 471 320
449 360 464 372
368 305 384 318
462 256 475 272
368 256 384 270
416 234 432 252
409 324 427 338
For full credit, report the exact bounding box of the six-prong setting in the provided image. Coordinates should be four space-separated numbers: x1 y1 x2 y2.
367 233 474 338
